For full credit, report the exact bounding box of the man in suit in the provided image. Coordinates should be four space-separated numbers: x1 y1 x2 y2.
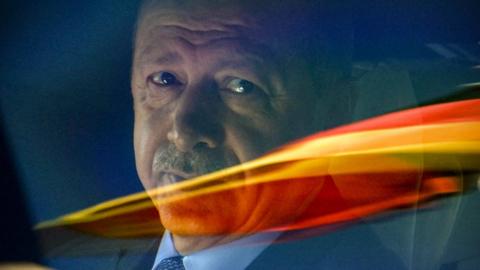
128 0 409 269
129 0 479 269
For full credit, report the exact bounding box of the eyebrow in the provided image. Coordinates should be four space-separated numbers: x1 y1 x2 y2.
138 51 183 66
212 54 265 72
210 42 273 69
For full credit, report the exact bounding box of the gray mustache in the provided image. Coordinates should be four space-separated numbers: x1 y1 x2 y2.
152 143 237 176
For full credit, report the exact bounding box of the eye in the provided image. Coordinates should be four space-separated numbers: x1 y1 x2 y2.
225 78 257 94
149 71 179 87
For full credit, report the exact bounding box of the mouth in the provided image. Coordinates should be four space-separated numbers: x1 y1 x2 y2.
156 170 195 186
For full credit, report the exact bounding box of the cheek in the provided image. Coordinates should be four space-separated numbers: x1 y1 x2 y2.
223 116 293 163
224 99 317 160
134 108 172 190
244 179 323 230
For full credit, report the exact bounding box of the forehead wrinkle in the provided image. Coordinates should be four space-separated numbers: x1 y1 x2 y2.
135 25 243 64
136 9 261 48
140 23 250 49
135 34 194 66
140 9 257 32
160 25 244 44
136 25 274 67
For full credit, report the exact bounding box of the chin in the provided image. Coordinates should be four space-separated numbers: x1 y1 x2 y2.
158 191 244 236
156 179 323 236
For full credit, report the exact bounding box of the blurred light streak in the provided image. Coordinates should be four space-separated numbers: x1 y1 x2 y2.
36 98 480 244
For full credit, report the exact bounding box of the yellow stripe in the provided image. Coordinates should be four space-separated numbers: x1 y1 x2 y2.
36 121 480 228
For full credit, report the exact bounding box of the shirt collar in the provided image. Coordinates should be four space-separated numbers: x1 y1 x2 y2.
153 231 280 270
153 231 180 269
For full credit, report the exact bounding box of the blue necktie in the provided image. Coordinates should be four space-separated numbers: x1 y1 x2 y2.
156 256 185 270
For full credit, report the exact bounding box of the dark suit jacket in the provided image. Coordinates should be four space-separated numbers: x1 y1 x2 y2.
116 223 405 270
247 224 405 270
45 193 480 270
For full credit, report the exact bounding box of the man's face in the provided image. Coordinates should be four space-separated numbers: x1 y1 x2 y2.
132 5 319 236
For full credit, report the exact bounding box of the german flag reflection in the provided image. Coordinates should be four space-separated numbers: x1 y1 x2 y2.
36 96 480 252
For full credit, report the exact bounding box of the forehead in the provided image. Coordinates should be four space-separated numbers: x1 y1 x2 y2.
134 7 284 61
137 2 261 34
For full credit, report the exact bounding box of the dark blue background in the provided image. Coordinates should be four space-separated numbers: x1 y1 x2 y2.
1 0 479 268
1 0 143 223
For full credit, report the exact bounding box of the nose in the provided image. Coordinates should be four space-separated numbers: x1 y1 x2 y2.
168 84 224 152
